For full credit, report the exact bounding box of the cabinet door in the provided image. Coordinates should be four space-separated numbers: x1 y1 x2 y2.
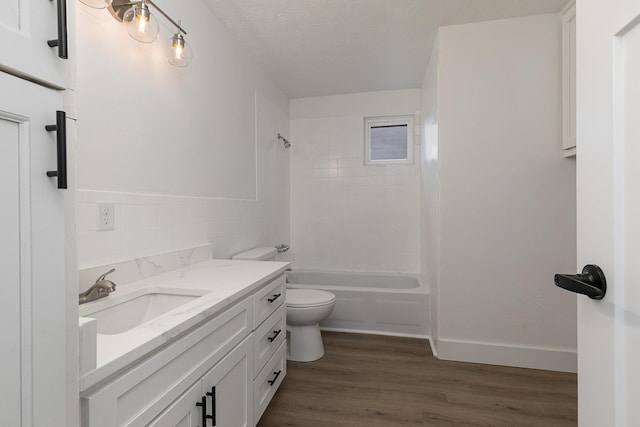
148 383 200 427
201 338 253 427
0 0 67 87
0 72 66 425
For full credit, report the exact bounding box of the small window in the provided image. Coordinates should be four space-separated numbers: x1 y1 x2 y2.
364 116 414 165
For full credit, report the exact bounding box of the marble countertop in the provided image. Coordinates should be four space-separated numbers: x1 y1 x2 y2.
79 258 289 393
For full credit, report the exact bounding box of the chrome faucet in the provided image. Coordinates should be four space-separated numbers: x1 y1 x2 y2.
79 268 117 305
276 244 289 253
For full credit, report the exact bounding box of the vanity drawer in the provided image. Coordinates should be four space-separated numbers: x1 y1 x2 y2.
80 298 252 427
253 305 285 377
253 275 285 328
253 341 286 423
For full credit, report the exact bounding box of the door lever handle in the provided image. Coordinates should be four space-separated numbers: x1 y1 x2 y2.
554 264 606 300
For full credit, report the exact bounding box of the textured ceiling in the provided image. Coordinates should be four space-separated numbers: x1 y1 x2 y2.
203 0 570 98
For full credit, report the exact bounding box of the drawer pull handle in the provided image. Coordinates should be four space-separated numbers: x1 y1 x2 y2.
268 370 282 386
206 386 216 425
47 0 68 59
45 110 67 189
267 329 282 342
268 293 282 303
195 396 207 427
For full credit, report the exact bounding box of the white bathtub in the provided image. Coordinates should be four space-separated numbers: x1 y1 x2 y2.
286 270 430 338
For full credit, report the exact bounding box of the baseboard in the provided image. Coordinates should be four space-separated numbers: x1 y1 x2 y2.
428 337 438 358
435 338 577 373
320 326 429 340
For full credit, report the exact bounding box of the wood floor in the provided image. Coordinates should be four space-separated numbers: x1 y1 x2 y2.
257 332 577 427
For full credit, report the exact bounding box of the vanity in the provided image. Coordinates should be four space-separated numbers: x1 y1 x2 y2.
78 259 289 427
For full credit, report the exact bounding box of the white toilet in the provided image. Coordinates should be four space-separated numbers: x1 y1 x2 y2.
231 247 336 362
285 288 335 362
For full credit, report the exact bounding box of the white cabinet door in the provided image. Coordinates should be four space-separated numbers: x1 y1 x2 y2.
150 338 253 427
0 0 67 87
0 71 66 426
201 338 253 427
148 383 200 427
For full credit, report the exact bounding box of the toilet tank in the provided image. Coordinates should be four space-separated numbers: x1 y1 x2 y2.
231 247 277 261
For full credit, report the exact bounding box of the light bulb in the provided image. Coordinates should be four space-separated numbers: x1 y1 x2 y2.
174 43 183 60
166 33 193 67
123 3 159 43
137 14 148 34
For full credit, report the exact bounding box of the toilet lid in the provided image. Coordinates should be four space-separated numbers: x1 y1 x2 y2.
287 289 336 307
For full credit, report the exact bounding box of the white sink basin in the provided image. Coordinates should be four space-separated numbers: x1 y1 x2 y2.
79 287 210 335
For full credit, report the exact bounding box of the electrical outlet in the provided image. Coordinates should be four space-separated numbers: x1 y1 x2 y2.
97 202 115 231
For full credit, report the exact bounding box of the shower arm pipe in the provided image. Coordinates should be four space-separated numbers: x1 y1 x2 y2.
278 133 291 147
119 0 187 34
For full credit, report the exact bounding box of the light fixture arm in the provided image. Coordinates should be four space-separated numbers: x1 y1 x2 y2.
146 0 186 34
109 0 187 34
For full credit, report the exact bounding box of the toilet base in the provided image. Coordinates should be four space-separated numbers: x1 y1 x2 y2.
287 323 325 362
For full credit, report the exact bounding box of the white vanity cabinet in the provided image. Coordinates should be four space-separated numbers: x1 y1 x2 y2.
81 298 253 427
80 272 288 427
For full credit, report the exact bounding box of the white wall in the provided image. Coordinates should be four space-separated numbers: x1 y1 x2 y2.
75 1 289 273
256 92 291 253
421 15 577 371
290 89 421 273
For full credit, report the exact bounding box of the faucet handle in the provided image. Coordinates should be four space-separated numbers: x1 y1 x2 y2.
276 244 289 253
96 268 115 283
79 269 117 304
95 268 117 294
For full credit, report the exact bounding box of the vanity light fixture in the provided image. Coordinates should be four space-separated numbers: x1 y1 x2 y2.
78 0 193 67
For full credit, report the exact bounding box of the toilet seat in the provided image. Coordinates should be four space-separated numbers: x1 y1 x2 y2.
286 289 335 308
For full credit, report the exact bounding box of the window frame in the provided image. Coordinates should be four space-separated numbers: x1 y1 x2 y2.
364 115 415 165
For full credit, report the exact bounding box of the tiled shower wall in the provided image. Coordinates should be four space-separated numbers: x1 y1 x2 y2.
290 90 422 273
78 190 260 268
